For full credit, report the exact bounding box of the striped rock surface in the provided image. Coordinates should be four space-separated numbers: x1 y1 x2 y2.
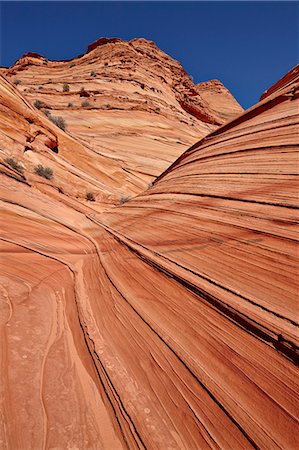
0 66 298 449
1 37 242 196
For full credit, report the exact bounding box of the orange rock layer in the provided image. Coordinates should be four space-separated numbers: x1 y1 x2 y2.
1 37 242 197
0 58 298 449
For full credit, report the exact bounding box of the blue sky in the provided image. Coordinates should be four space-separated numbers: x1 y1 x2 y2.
0 1 298 108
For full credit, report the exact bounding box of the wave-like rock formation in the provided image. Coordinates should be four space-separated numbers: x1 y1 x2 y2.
1 37 242 194
0 73 136 211
0 60 298 448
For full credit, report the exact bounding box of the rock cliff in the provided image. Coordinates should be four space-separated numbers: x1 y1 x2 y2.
1 37 242 196
0 50 298 449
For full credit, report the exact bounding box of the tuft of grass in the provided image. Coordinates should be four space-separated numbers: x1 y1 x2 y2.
34 99 42 109
4 157 24 173
48 115 66 131
119 195 130 205
63 83 70 92
81 101 90 107
34 164 53 180
86 192 95 201
90 71 97 77
14 79 21 85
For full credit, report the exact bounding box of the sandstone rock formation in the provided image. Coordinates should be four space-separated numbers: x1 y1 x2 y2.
0 50 298 449
0 73 130 211
1 37 242 195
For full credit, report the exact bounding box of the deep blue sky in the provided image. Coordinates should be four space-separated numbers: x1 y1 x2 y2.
0 1 298 108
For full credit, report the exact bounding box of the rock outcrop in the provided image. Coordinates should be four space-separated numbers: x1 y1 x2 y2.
0 53 298 449
0 73 139 211
2 37 243 194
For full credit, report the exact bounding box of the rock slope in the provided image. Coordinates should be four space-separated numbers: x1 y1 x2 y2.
0 63 298 449
0 73 135 212
94 66 299 448
1 37 242 193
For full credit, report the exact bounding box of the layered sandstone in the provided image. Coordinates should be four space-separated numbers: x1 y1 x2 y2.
0 57 298 450
94 67 299 448
0 73 138 211
2 37 242 192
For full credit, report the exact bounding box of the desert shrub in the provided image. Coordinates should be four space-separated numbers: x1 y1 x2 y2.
43 109 51 117
63 83 70 92
90 71 97 77
119 195 130 205
14 79 21 85
81 101 90 107
34 99 42 109
4 157 24 173
67 102 73 107
49 115 66 131
80 87 85 91
69 63 76 68
86 192 95 201
34 164 53 180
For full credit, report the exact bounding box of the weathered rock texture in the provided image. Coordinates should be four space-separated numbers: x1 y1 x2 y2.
0 57 298 449
1 37 242 195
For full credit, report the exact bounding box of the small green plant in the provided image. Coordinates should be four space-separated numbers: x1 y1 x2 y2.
43 109 51 117
34 99 42 109
34 164 53 180
63 83 70 92
119 195 130 205
90 71 97 77
80 87 85 91
49 115 66 131
67 102 73 108
14 79 21 85
81 101 90 107
86 192 95 201
4 157 24 173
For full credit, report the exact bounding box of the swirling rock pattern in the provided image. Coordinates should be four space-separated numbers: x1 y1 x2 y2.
0 60 298 449
1 37 242 195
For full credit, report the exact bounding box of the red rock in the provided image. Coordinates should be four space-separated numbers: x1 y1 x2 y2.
260 63 299 100
93 67 299 448
2 37 243 197
87 37 123 53
0 40 298 449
